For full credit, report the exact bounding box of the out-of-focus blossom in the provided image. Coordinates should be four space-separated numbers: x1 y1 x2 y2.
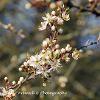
58 76 68 88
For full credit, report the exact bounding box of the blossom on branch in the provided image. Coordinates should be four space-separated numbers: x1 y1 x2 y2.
39 4 70 35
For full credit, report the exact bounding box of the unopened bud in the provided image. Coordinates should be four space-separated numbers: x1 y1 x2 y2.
55 44 60 49
4 77 8 81
18 77 24 84
19 67 23 71
57 18 64 25
55 49 60 55
51 25 55 31
42 49 45 53
61 48 66 53
45 38 50 44
42 41 48 48
12 81 16 85
51 11 56 15
23 62 27 66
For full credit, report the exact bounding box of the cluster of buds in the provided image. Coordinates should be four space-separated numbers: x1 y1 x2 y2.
0 87 15 100
0 77 16 100
0 76 25 100
19 37 81 81
39 3 70 35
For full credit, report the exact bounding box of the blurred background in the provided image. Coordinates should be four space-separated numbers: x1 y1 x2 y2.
0 0 100 100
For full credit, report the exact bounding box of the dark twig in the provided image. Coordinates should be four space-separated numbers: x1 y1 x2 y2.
66 0 100 16
78 41 98 50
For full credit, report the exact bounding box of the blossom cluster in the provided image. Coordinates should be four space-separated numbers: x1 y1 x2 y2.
0 2 81 100
0 77 24 100
0 87 15 100
19 38 80 80
39 4 70 35
19 4 80 80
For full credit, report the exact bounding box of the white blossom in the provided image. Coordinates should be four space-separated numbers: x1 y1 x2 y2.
62 11 70 21
0 87 15 98
42 40 48 47
51 25 56 31
38 21 48 31
72 49 80 60
57 17 64 25
65 44 72 51
61 48 66 53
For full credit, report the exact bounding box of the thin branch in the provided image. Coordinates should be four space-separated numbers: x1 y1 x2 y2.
25 0 100 16
78 41 98 50
66 0 100 16
15 74 32 92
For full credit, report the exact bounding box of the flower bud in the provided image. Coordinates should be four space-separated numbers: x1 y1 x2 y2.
65 44 72 51
18 77 24 84
57 18 64 25
12 81 16 85
55 44 60 49
23 62 27 66
45 38 50 44
42 40 48 48
19 67 23 71
61 48 66 53
41 49 46 53
19 77 24 81
55 49 60 55
51 11 56 15
4 77 8 81
51 25 55 31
